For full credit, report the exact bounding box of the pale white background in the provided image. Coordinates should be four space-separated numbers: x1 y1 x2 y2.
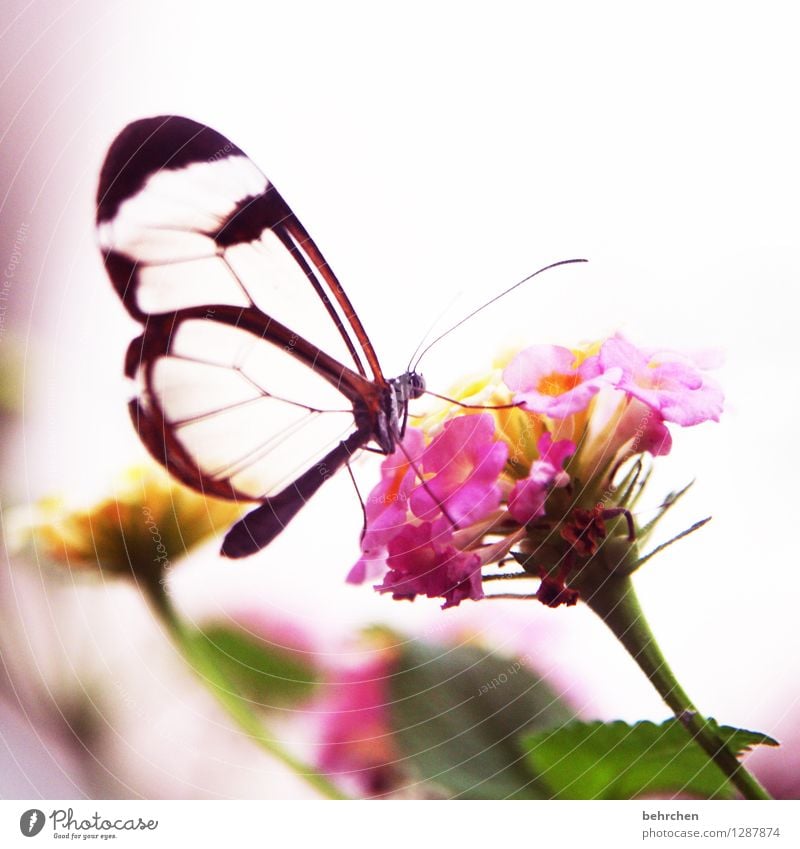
1 1 799 798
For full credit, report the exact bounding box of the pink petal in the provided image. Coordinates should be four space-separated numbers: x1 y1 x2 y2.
503 345 619 419
599 334 724 426
377 521 484 608
508 433 575 524
348 429 425 584
409 414 507 527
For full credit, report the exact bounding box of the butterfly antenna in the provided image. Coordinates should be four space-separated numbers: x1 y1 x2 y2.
406 290 464 372
412 258 588 371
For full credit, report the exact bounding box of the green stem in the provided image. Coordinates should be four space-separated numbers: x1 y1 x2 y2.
576 573 771 800
144 586 348 800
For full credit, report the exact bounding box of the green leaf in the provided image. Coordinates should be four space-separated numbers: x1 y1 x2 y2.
521 718 779 800
189 625 320 707
388 641 576 799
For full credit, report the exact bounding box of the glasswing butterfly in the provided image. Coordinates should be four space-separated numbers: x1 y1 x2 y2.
96 115 583 559
96 115 429 558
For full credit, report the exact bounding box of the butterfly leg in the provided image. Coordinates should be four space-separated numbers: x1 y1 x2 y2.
399 399 410 438
344 461 369 543
220 429 369 558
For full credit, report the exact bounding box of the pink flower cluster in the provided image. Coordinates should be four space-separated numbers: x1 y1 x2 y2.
349 335 723 608
348 415 507 608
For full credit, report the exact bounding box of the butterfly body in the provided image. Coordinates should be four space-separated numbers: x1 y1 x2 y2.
96 115 424 557
375 371 426 452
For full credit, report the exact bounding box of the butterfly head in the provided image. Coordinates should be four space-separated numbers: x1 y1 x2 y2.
388 371 426 412
406 370 426 400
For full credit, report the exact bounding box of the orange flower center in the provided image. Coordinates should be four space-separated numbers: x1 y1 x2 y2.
385 464 409 503
537 371 581 397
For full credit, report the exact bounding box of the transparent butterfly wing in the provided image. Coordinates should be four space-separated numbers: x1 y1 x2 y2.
97 114 384 381
97 116 385 511
127 308 379 503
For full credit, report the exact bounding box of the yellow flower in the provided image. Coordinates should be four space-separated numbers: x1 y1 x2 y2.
16 465 243 579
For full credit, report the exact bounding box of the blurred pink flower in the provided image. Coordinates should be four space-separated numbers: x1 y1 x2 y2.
316 655 399 796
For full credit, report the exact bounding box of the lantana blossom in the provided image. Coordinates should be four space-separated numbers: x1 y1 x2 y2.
502 344 620 418
597 334 724 426
409 414 508 527
349 335 723 609
378 521 484 609
346 429 425 585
